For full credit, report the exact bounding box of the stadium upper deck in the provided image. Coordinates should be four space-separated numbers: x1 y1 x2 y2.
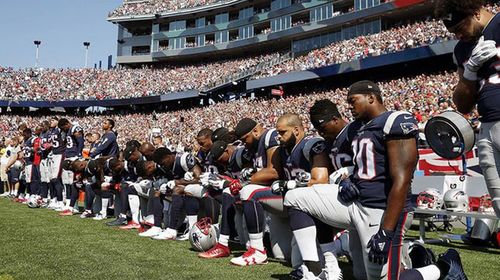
108 0 433 65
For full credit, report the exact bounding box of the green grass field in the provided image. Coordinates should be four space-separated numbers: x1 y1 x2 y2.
0 198 499 280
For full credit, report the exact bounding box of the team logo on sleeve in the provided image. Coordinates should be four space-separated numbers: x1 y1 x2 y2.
400 122 418 135
312 142 326 154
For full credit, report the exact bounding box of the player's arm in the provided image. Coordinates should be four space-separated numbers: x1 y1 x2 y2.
453 68 479 114
309 151 330 186
383 137 418 231
90 134 113 158
175 163 202 185
250 146 280 185
74 131 85 156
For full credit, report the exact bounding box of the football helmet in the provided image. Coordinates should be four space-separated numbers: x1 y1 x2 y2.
189 217 217 252
416 188 443 210
27 195 40 208
443 190 469 212
478 194 494 214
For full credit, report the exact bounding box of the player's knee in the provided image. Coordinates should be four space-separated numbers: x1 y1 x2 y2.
239 184 259 201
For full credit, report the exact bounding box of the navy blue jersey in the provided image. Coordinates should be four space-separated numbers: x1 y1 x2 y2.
23 136 36 164
90 131 119 158
123 158 142 181
39 131 51 159
64 125 84 158
351 111 418 209
48 128 65 155
453 13 500 122
279 136 326 180
254 129 279 170
328 121 362 171
198 150 223 174
226 145 253 178
171 152 196 179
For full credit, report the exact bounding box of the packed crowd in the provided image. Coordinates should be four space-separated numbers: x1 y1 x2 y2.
0 71 462 150
0 53 279 101
255 19 455 78
109 0 233 17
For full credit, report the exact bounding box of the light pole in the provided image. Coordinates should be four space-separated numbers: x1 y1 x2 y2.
33 40 41 68
83 41 90 68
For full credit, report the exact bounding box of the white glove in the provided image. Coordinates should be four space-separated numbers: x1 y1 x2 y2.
184 172 194 181
101 182 111 189
329 167 352 184
208 179 225 190
464 36 499 81
103 176 112 183
138 179 151 188
159 183 168 194
166 180 176 190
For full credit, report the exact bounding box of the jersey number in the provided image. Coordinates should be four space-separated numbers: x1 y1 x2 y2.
284 168 306 180
352 139 376 180
50 135 60 148
66 136 74 149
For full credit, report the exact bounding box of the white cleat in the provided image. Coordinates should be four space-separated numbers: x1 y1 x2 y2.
93 214 107 221
152 228 177 240
230 247 268 266
324 252 343 280
138 226 162 237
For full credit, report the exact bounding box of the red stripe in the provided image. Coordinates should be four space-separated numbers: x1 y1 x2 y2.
388 212 408 280
245 187 271 200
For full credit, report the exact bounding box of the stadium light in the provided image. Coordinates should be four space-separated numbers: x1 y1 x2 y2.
83 42 91 68
33 40 41 68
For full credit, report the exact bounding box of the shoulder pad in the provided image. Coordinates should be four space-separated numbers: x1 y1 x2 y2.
264 129 279 150
303 137 326 162
383 111 419 138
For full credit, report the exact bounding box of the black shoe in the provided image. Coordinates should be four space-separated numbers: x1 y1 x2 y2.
106 216 128 226
437 249 468 280
289 267 303 280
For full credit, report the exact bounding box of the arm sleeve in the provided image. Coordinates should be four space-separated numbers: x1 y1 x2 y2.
90 133 115 158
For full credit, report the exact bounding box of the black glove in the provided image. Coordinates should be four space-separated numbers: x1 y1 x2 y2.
338 178 359 204
367 229 394 265
271 180 288 194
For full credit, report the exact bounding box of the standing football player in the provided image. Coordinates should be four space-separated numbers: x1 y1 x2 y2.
435 0 500 217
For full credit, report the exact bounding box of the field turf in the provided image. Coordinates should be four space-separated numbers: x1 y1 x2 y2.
1 198 499 280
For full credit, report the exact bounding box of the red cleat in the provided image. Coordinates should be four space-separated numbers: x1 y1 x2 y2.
198 243 231 259
59 209 75 216
119 221 141 230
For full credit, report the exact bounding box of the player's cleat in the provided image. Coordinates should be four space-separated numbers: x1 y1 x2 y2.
138 226 162 237
289 267 303 280
106 216 128 226
0 192 9 197
437 249 468 280
176 228 190 241
323 252 343 280
93 214 107 221
59 208 78 216
300 265 328 280
198 243 231 259
230 247 268 266
80 210 94 219
119 221 141 230
153 228 178 240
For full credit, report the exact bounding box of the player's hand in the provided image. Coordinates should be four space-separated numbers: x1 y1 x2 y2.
271 180 290 194
294 171 311 187
159 183 168 194
338 179 359 204
183 171 194 181
101 182 111 191
208 178 225 190
239 167 256 182
166 180 176 190
199 172 211 187
367 229 394 265
464 36 499 81
229 179 242 195
329 167 351 184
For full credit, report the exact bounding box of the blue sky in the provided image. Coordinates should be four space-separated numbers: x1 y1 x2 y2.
0 0 123 69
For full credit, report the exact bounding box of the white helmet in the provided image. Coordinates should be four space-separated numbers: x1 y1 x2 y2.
416 188 443 210
478 194 494 214
189 218 217 252
443 190 469 212
27 195 40 208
